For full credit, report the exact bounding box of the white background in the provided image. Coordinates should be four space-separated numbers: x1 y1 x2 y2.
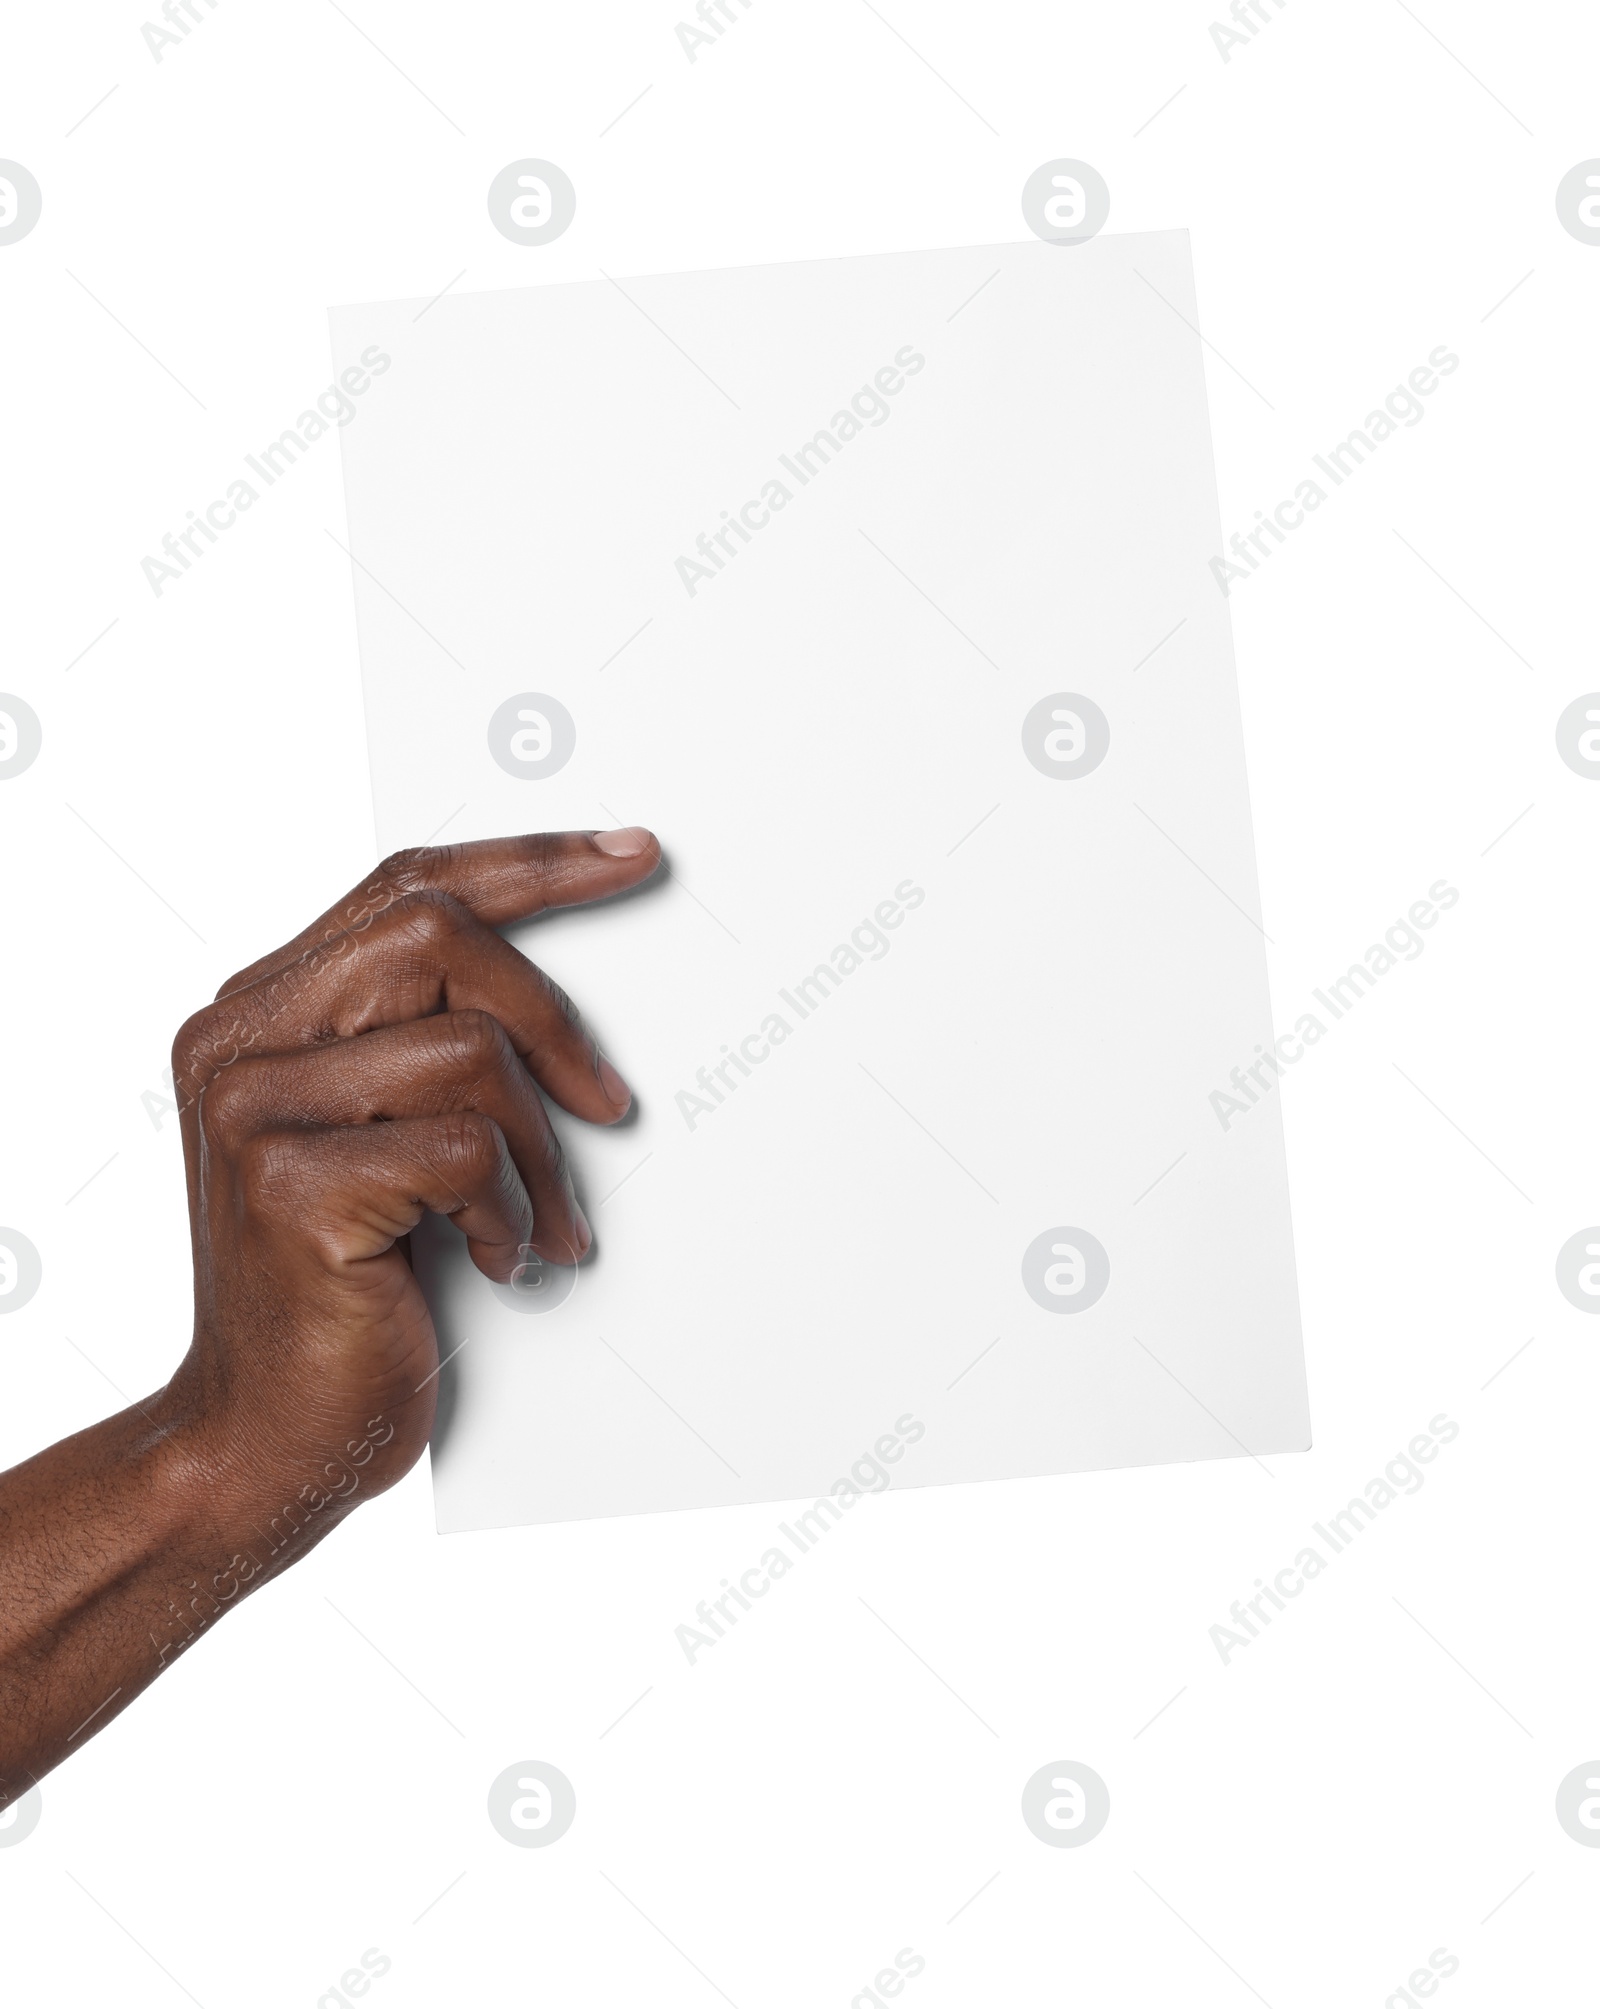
1 1 1596 2003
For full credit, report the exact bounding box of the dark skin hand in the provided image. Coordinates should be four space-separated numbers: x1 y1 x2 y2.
0 828 661 1811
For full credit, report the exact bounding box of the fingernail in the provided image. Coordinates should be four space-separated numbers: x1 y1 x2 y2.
597 1055 632 1111
593 826 651 857
572 1206 592 1257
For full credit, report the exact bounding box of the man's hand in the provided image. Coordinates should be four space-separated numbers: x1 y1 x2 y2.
170 826 661 1500
0 828 660 1808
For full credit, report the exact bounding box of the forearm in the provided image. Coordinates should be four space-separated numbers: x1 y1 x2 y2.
0 1387 347 1805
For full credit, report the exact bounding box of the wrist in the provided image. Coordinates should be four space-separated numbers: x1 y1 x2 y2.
151 1365 400 1576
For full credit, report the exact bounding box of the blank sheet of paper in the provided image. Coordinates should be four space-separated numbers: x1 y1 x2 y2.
330 233 1310 1532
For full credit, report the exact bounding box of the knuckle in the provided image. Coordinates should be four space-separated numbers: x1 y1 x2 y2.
172 1006 220 1073
436 1006 513 1075
389 886 468 949
172 1006 249 1103
438 1108 504 1172
375 844 460 901
194 1060 256 1150
375 844 435 890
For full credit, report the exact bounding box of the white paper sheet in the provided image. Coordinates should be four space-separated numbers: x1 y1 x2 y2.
331 233 1310 1531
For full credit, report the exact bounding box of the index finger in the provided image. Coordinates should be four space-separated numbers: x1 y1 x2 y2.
217 827 661 1000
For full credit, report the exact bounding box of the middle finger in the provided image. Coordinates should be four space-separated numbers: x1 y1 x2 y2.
176 889 630 1129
